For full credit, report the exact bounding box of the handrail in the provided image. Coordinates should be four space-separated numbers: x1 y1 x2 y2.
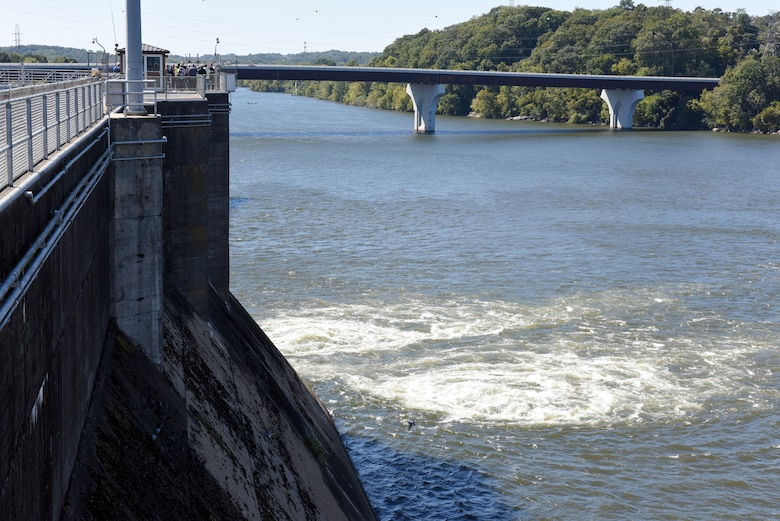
0 64 95 90
1 79 105 188
105 73 236 114
0 140 112 329
1 72 234 189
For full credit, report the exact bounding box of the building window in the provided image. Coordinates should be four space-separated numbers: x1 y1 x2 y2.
145 55 161 74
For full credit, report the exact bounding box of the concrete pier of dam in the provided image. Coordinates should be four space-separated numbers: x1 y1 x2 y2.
0 83 377 520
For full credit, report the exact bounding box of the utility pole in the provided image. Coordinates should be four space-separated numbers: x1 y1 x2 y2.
125 0 145 114
765 19 776 58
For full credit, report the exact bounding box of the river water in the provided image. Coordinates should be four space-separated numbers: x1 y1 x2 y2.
228 88 780 520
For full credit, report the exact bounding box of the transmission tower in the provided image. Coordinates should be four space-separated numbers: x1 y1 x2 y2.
765 20 776 58
14 25 21 52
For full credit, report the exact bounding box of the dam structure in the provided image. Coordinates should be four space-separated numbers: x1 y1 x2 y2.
1 74 377 520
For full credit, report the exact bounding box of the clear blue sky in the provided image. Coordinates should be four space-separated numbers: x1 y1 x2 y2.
5 1 775 57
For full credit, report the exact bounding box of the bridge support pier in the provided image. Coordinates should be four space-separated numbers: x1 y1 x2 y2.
600 89 644 129
406 83 445 133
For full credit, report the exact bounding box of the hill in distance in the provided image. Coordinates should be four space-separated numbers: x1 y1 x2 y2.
0 45 379 65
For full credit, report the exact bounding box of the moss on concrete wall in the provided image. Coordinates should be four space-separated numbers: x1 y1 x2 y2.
61 282 377 521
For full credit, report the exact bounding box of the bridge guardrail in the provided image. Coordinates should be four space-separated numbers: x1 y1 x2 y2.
1 79 105 188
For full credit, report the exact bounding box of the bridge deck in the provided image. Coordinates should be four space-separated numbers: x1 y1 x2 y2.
227 65 720 93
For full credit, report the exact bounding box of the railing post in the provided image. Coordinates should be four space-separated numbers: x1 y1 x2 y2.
89 84 94 120
5 103 12 187
65 90 72 142
42 94 49 160
89 83 96 122
81 85 87 131
75 86 81 135
55 91 62 150
26 98 33 173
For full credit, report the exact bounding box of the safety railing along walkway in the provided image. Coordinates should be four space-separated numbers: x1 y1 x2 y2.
1 78 105 188
0 64 97 89
105 73 235 112
2 72 235 189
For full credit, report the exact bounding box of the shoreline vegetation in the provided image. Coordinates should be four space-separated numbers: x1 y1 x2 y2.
242 4 780 134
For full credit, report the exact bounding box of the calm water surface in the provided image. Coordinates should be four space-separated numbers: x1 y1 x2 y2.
229 89 780 520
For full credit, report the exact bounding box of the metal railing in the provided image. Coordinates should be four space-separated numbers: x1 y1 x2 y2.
104 73 236 112
0 64 96 89
1 79 105 187
1 71 234 188
104 77 206 113
150 73 236 96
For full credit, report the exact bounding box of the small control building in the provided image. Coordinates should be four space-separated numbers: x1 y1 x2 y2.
116 43 170 78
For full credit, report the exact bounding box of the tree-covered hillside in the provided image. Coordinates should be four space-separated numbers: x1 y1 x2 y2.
0 46 82 63
246 3 780 132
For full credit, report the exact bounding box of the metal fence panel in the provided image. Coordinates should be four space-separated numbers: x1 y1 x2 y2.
0 79 104 187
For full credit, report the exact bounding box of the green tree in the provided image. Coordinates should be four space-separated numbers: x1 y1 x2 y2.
753 101 780 133
344 82 369 106
471 88 504 118
698 55 780 130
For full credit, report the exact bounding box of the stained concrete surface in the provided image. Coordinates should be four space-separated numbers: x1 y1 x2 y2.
61 282 377 521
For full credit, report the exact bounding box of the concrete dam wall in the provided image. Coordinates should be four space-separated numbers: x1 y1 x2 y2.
0 88 377 520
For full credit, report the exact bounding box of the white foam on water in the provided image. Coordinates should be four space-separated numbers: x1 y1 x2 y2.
258 289 775 427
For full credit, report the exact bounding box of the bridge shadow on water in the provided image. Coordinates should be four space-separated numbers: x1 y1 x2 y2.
435 126 608 137
231 126 608 140
231 130 410 138
342 434 524 521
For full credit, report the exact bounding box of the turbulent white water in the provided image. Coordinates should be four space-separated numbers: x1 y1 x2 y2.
260 290 775 427
229 89 780 520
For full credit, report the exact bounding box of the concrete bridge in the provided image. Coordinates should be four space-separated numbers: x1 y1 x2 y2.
226 64 721 132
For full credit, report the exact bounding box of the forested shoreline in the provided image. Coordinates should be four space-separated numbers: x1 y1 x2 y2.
245 3 780 133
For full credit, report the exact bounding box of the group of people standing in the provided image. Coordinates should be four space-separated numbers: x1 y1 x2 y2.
166 63 217 79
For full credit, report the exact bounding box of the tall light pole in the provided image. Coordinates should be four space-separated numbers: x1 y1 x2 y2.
92 37 106 73
125 0 145 114
214 37 220 64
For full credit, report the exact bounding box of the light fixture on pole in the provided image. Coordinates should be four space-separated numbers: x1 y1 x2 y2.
215 37 220 63
92 37 106 72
